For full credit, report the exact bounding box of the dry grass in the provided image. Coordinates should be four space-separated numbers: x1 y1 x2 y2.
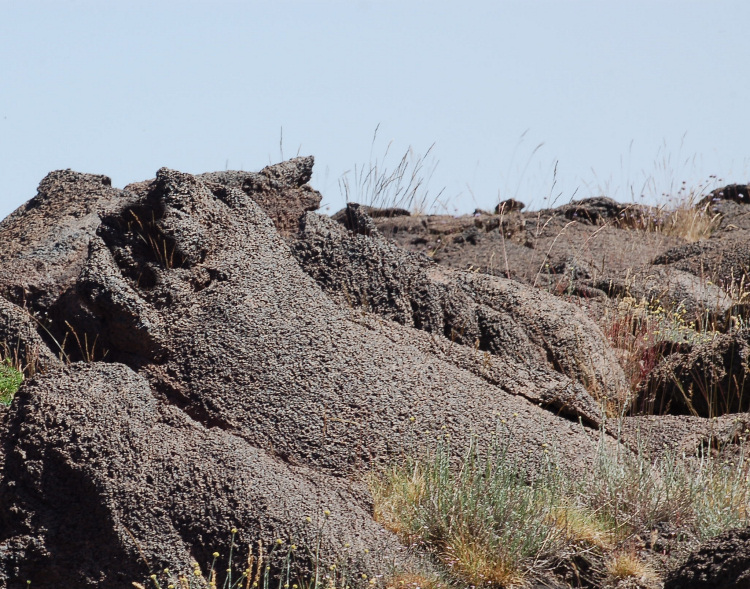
600 295 722 400
548 504 614 550
441 533 526 588
385 572 450 589
371 436 563 587
338 126 446 215
624 197 720 242
605 550 659 584
371 420 750 588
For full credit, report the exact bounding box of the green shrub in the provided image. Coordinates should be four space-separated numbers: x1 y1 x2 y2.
0 358 23 406
371 435 563 587
372 424 750 587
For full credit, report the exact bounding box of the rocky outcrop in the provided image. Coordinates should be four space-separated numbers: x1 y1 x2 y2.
2 157 747 588
637 331 750 417
0 162 620 588
293 209 628 411
0 364 407 587
665 527 750 589
0 296 61 371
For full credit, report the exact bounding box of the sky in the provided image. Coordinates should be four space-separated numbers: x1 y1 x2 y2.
1 1 749 221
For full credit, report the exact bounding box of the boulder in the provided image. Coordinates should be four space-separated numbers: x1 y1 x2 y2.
0 169 135 316
637 330 750 417
620 413 750 457
331 204 411 223
595 266 733 322
194 155 322 235
0 363 408 587
698 183 750 207
495 198 525 214
665 527 750 589
652 235 750 291
458 271 630 407
0 296 61 371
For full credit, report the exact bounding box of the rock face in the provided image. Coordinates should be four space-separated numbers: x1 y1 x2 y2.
0 161 620 588
638 330 750 417
196 155 322 235
665 527 750 589
373 195 734 320
2 161 749 588
0 364 404 586
371 186 750 419
293 208 628 411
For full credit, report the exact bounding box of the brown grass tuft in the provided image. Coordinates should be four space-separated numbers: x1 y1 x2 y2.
606 550 659 584
548 504 614 550
441 533 526 588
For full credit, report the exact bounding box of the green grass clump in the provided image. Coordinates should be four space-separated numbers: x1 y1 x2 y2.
577 425 750 542
372 424 750 587
371 436 563 587
0 358 23 405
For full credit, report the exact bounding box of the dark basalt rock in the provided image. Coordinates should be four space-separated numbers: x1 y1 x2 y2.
0 364 406 588
495 198 525 213
637 330 750 417
0 160 622 588
698 183 750 207
665 527 750 588
293 210 628 413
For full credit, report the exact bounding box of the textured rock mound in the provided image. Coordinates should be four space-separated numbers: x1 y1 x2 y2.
665 527 750 589
370 188 750 419
293 208 627 413
0 161 620 587
0 364 404 587
638 330 750 417
197 155 322 235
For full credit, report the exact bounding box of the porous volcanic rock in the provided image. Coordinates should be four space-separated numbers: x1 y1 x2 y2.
620 412 750 457
653 232 750 292
0 161 622 587
638 330 750 417
371 193 743 324
596 266 733 320
374 197 687 294
665 527 750 589
0 364 408 588
120 156 322 238
0 296 61 371
0 170 135 313
698 182 750 207
651 185 750 291
331 204 411 223
292 208 627 411
196 156 322 235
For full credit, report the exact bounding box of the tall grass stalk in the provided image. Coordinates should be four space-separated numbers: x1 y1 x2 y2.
338 126 445 214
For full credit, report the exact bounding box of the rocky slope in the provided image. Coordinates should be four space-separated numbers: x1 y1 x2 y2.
0 160 748 587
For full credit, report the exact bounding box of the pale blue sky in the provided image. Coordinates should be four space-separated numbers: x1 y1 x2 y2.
1 1 748 221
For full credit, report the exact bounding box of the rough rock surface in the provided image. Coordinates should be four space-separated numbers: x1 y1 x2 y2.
373 196 728 320
665 527 750 589
620 412 750 457
598 266 733 319
0 170 135 313
3 161 749 588
0 364 406 587
293 208 628 410
638 330 750 417
0 296 61 371
0 162 620 588
197 156 322 235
